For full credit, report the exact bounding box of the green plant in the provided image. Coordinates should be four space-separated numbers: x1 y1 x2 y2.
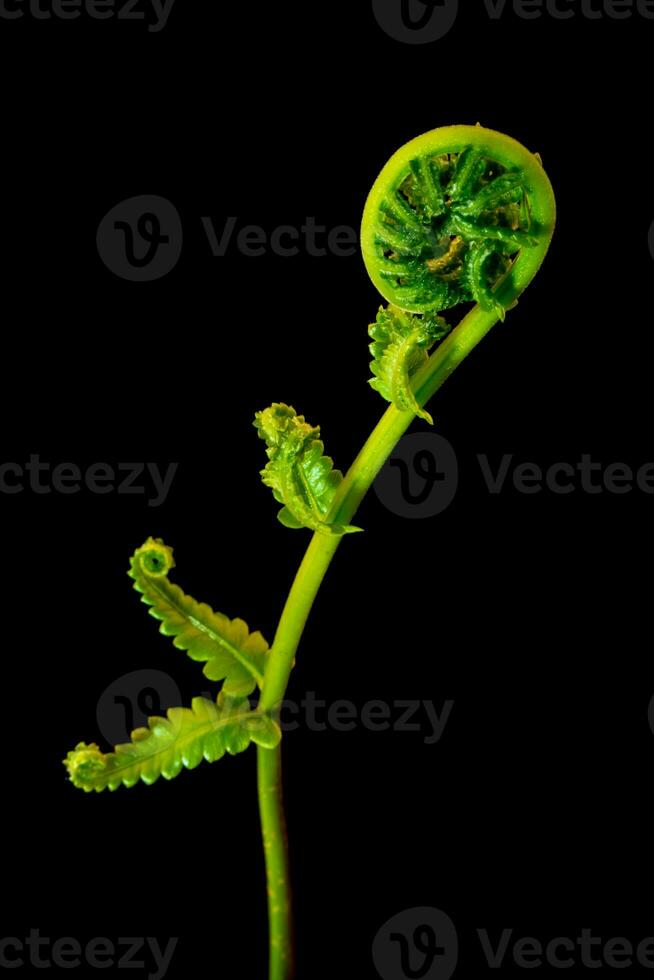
64 125 556 980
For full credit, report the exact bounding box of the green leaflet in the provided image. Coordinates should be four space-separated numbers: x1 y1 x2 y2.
368 305 451 424
254 403 361 536
63 694 281 793
130 538 268 697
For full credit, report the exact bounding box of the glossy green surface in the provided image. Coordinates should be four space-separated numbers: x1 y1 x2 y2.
361 125 555 314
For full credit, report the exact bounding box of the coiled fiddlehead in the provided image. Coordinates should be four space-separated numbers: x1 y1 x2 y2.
65 693 280 793
361 125 553 318
130 537 269 696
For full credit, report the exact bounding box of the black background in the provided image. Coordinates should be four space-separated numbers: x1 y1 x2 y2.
2 1 653 977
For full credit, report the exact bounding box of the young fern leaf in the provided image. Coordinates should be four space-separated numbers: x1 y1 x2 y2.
64 694 281 793
361 132 543 316
130 538 269 697
368 305 451 424
254 403 361 536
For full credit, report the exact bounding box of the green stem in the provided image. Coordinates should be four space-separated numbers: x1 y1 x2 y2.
253 310 504 980
257 742 293 980
256 126 556 980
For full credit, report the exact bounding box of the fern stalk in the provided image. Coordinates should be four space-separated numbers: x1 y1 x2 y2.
257 126 555 980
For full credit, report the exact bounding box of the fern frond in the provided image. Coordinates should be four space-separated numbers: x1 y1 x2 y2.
368 305 451 423
129 538 268 696
64 694 281 792
254 403 361 536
